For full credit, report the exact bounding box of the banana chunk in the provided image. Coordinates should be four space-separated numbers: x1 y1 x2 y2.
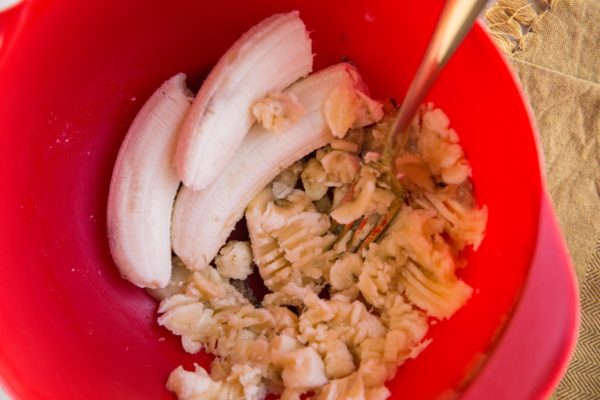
281 347 328 391
214 240 253 280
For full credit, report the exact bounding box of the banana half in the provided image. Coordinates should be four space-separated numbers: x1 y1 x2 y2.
107 73 193 288
175 11 313 190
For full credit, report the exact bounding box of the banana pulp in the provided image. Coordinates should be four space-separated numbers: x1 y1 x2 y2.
106 11 487 400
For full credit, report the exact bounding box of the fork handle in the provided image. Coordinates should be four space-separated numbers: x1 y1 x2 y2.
389 0 489 145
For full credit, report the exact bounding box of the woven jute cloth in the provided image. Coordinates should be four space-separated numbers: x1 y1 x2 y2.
485 0 600 398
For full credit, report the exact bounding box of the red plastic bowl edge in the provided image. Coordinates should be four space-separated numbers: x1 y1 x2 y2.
463 21 580 400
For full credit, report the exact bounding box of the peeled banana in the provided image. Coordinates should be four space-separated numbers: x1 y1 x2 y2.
107 73 193 288
175 11 313 190
172 63 365 270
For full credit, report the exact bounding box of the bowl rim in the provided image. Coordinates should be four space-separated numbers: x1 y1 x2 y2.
460 20 580 400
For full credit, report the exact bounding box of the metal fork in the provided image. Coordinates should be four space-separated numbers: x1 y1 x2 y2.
336 0 489 251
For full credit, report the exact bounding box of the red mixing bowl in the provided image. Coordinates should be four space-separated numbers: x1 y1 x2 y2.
0 1 578 399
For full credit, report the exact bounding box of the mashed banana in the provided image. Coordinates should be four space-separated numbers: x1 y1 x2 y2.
160 104 487 400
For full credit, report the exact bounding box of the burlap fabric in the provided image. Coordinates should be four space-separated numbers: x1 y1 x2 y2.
486 0 600 397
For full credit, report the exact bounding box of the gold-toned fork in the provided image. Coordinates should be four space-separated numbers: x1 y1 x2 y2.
337 0 489 251
385 0 489 166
